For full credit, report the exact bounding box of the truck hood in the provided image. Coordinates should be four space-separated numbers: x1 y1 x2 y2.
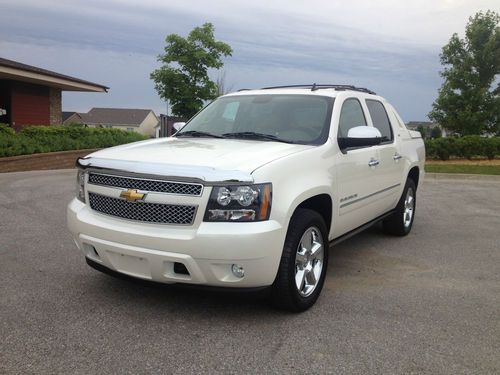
86 137 312 177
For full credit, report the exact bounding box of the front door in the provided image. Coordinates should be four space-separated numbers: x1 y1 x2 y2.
333 97 384 237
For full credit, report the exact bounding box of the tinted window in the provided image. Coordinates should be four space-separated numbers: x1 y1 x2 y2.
366 100 393 141
338 98 366 138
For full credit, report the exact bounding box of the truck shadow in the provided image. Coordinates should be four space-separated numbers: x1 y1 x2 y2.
82 223 389 318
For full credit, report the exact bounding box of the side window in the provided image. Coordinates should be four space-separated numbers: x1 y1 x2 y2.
366 100 393 142
338 98 367 138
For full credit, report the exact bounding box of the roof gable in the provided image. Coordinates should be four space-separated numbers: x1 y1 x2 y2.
81 108 155 126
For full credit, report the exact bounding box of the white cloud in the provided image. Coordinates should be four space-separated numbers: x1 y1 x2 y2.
0 0 497 120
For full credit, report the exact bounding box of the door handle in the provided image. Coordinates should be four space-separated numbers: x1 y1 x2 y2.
368 158 379 167
393 153 403 161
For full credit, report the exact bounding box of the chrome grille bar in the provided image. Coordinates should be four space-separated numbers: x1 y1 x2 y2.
88 173 203 196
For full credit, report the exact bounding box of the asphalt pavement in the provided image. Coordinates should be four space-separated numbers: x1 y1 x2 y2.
0 170 499 374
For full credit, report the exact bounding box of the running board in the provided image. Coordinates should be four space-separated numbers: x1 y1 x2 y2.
329 210 394 247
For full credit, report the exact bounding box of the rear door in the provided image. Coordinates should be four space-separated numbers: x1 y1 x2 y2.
366 99 405 212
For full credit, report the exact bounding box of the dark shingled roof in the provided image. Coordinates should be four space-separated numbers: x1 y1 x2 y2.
0 57 109 90
62 111 80 122
80 108 155 126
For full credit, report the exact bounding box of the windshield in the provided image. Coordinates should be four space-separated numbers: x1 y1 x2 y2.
176 94 334 145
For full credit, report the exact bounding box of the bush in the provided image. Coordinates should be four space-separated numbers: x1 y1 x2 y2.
483 138 500 160
0 123 15 136
457 135 483 160
0 125 148 157
425 136 500 160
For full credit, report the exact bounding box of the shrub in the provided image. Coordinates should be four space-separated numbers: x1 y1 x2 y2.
65 122 85 128
0 123 15 136
457 136 483 160
425 136 499 160
483 138 500 160
0 125 147 157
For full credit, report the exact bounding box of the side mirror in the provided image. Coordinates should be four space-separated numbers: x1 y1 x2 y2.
338 126 383 150
172 122 186 133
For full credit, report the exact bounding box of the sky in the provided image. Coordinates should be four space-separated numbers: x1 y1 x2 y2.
0 0 497 121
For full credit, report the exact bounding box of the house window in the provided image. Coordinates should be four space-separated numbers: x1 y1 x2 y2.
127 128 134 132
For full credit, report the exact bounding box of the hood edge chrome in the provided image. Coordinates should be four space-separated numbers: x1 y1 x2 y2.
76 157 254 185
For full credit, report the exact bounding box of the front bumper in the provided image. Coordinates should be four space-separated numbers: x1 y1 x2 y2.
67 198 285 288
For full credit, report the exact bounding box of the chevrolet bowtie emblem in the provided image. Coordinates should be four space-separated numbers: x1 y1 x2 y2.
120 189 145 202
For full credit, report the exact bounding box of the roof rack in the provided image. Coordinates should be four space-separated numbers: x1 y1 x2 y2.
260 84 376 95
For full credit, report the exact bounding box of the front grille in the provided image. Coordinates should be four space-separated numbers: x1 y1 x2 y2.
88 193 196 225
88 173 203 196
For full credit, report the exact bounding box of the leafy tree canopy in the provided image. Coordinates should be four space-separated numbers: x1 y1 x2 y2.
151 23 232 118
429 11 499 136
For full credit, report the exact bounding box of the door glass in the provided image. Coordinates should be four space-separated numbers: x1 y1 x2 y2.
338 98 367 137
366 100 393 142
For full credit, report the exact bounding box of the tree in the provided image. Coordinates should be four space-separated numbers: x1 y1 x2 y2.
430 126 442 139
215 70 234 96
429 11 499 136
416 125 427 139
151 23 232 118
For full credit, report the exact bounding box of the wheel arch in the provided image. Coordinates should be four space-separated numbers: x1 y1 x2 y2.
408 166 420 189
291 193 333 237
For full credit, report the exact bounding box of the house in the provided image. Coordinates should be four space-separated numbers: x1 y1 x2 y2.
62 111 82 124
64 108 159 137
0 57 107 130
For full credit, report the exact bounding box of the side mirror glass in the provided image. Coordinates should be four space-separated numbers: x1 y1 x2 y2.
338 126 383 150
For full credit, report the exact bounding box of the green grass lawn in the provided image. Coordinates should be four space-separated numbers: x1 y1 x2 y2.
425 164 500 175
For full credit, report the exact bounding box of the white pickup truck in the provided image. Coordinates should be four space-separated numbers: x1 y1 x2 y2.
67 84 425 311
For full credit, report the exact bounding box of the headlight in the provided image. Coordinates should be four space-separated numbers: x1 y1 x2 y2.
76 169 86 203
204 183 272 222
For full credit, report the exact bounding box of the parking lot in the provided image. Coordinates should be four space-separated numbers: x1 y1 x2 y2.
1 169 499 374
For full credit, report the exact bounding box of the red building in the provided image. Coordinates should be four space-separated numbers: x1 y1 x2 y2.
0 57 108 131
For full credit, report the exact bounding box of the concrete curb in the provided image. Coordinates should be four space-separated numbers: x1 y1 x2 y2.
425 172 500 181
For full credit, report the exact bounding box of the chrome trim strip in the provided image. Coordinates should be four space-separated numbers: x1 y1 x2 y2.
339 183 401 208
77 157 254 185
88 172 204 197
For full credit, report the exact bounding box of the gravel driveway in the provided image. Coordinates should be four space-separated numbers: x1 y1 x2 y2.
1 170 499 374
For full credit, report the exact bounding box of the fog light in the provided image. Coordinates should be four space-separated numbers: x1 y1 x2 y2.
231 264 245 278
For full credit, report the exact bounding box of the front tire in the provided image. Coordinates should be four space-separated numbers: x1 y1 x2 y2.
270 208 329 312
383 178 417 236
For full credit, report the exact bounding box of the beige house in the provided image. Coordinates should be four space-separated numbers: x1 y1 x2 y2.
63 108 159 137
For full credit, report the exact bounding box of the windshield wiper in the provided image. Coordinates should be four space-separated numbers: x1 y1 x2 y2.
222 132 293 143
176 130 224 139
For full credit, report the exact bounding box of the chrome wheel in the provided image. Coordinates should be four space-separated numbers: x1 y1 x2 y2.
403 187 415 228
295 226 324 297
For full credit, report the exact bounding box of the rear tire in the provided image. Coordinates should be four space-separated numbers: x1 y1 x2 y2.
270 208 329 312
383 178 416 236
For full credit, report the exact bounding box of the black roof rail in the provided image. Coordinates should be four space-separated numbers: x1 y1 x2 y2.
237 88 251 92
260 84 376 95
